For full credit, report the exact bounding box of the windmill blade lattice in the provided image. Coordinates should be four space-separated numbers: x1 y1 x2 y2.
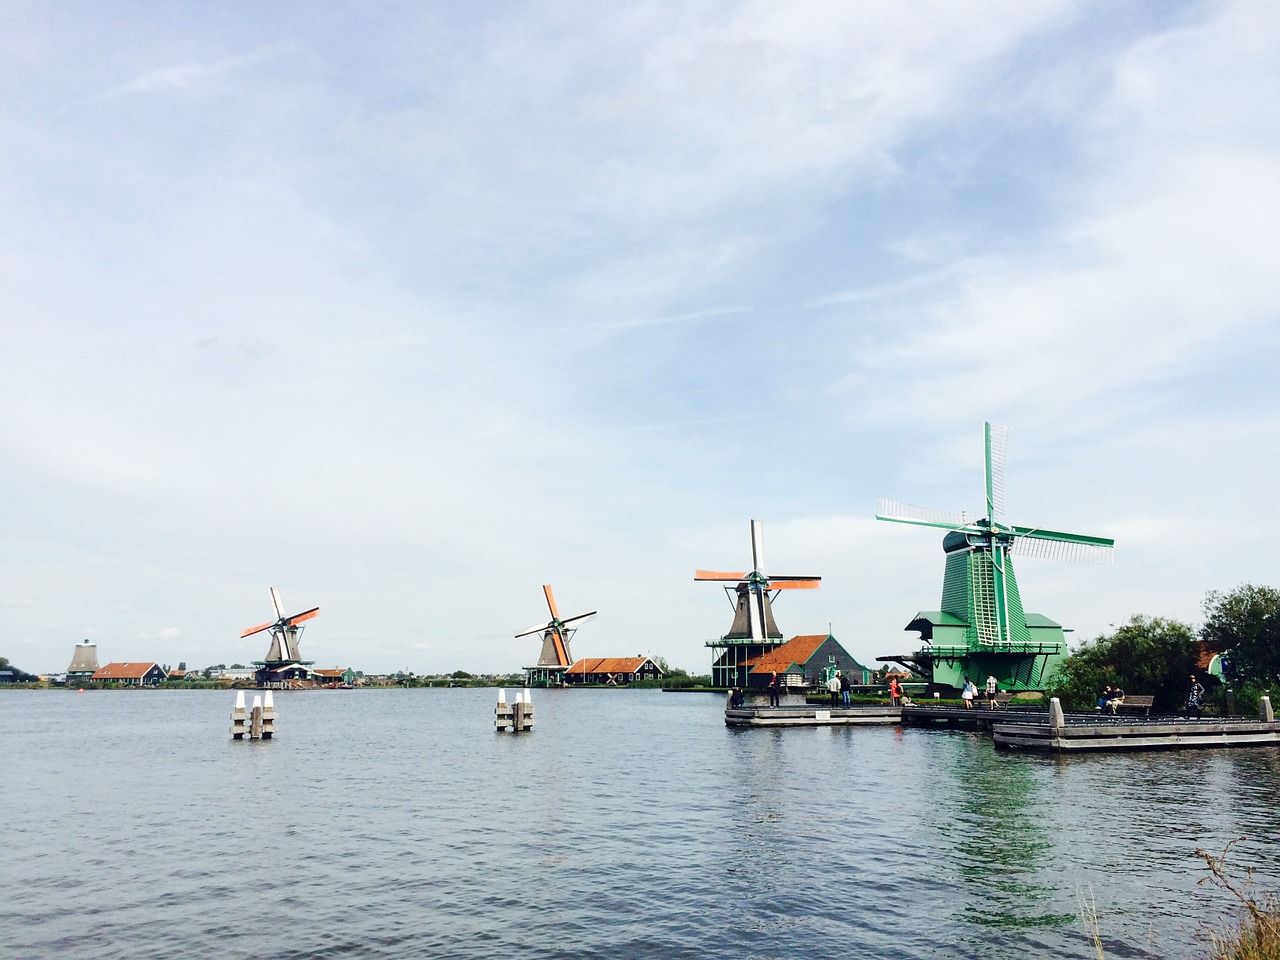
876 498 974 531
985 421 1008 526
1012 535 1114 564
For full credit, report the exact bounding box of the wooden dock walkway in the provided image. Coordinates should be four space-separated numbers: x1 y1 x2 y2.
993 715 1280 752
726 696 1280 751
724 704 901 727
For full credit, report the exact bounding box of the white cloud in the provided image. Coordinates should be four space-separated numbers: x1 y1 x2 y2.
0 2 1276 677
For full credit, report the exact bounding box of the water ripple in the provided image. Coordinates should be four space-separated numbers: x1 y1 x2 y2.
2 689 1277 959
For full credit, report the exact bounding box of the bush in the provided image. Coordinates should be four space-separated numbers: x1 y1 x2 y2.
1045 614 1198 712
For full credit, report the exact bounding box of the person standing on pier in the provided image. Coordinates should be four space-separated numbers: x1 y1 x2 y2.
827 671 841 708
1187 675 1205 719
889 676 902 707
839 671 851 707
985 675 998 709
961 677 976 709
768 671 780 708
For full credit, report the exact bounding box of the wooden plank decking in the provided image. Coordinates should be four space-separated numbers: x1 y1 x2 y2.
993 715 1280 752
727 696 1280 750
724 704 901 727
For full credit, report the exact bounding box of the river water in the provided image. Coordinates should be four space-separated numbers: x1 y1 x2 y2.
3 688 1278 959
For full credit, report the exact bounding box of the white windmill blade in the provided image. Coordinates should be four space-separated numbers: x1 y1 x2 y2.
985 421 1008 526
747 587 766 642
876 498 973 530
1012 535 1114 565
750 519 764 574
515 620 555 638
270 586 286 620
561 610 597 626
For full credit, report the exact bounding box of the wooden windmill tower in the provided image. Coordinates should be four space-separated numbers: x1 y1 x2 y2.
876 422 1114 693
697 519 821 689
243 587 319 687
517 585 596 687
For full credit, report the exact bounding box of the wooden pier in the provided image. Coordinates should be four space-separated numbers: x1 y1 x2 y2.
725 704 900 727
991 697 1280 752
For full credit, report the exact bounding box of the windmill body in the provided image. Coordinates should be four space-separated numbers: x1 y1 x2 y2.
698 520 821 689
519 585 595 687
243 587 318 688
876 423 1114 693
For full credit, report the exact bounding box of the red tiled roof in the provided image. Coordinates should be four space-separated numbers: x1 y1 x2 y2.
566 656 654 675
751 635 829 674
1196 640 1224 671
92 662 162 680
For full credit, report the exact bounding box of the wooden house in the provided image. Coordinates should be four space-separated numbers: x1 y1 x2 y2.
747 634 870 690
313 668 358 686
92 662 168 686
563 656 663 685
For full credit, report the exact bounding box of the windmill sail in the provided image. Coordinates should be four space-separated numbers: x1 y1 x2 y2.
697 520 820 642
876 421 1114 690
1011 535 1114 564
242 587 318 664
876 498 973 531
516 585 595 668
985 421 1008 527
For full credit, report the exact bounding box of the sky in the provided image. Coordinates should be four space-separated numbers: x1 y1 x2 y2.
3 1 1279 676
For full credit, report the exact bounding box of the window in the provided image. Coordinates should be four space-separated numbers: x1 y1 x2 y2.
828 655 836 663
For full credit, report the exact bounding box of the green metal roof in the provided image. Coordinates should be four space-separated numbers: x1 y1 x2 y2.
1023 612 1063 627
906 610 968 628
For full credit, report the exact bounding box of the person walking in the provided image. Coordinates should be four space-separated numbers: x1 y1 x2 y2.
985 674 998 709
961 677 976 709
1187 674 1205 719
839 671 851 707
768 671 781 708
889 676 902 707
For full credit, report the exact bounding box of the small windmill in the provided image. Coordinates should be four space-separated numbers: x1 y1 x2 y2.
697 520 821 688
517 585 595 687
243 587 318 685
876 422 1113 692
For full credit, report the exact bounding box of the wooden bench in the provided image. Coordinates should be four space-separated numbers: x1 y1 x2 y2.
1111 695 1154 716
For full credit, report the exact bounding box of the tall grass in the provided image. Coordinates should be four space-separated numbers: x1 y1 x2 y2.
1079 839 1280 959
1198 838 1280 960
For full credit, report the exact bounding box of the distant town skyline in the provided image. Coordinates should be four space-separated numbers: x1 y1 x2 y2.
4 2 1279 674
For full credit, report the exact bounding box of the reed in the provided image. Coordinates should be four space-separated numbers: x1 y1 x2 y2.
1197 839 1280 960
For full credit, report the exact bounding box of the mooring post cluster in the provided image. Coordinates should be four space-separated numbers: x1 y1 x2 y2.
230 690 276 740
495 688 534 733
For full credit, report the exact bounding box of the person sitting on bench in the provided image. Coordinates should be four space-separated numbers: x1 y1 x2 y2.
1106 686 1125 714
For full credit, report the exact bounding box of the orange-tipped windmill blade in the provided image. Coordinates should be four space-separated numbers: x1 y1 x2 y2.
241 620 275 639
542 584 560 621
694 570 747 581
286 607 320 627
771 578 822 590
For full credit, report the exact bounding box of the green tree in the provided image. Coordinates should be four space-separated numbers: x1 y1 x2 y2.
1202 583 1280 686
1046 614 1198 712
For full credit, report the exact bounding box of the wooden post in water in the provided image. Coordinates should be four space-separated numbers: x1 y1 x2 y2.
520 688 534 731
1261 695 1274 723
497 689 534 733
261 691 276 739
250 694 264 740
495 689 514 731
1049 697 1065 733
230 691 248 739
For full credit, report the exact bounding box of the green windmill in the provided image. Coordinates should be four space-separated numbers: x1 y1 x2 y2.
875 422 1114 694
